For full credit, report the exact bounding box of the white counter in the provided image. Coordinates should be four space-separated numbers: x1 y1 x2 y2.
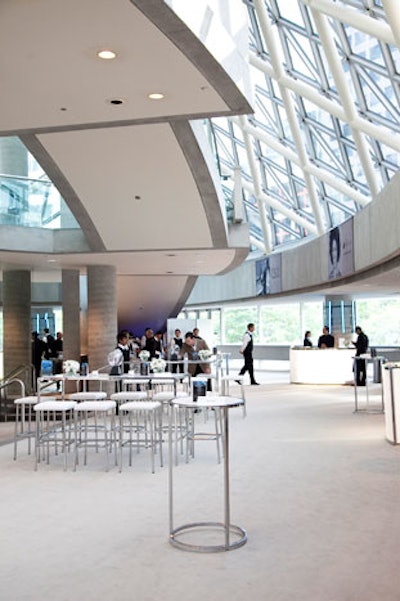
290 348 355 384
381 364 400 444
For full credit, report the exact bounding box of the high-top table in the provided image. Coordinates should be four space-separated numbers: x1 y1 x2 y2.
168 395 247 552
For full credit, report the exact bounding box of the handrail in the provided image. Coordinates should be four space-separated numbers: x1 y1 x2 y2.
0 364 34 395
0 377 25 397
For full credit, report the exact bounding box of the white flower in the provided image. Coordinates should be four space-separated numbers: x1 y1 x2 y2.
150 357 166 373
139 350 150 362
63 359 80 375
198 349 212 361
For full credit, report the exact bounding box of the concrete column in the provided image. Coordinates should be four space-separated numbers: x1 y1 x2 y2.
87 265 117 371
62 269 81 362
3 270 31 379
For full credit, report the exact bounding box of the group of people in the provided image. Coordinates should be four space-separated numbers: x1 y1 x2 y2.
31 329 63 380
110 327 213 382
114 323 262 388
303 325 369 385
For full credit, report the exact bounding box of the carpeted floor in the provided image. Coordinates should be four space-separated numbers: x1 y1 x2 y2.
1 371 399 601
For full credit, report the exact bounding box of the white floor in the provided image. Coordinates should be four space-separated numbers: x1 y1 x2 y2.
1 370 399 601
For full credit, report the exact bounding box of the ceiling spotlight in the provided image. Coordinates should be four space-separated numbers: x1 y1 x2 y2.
97 49 117 60
108 98 124 105
148 92 164 100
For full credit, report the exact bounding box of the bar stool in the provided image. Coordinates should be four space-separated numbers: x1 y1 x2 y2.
69 391 107 402
110 390 149 412
171 394 222 465
122 378 150 392
220 376 247 417
34 401 77 471
13 396 56 460
74 400 117 471
118 401 163 473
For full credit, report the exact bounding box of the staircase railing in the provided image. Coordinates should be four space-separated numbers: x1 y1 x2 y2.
0 364 34 421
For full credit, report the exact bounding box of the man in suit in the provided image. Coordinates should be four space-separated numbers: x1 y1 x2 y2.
352 326 369 386
317 325 335 349
238 323 259 385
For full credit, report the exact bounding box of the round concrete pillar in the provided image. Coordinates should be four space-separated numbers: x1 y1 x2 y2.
3 270 31 380
87 265 117 371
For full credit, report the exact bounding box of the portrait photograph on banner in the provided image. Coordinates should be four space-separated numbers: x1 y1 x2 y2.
255 254 282 295
328 219 354 280
256 257 270 295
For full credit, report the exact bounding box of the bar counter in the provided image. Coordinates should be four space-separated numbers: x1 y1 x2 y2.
290 347 354 384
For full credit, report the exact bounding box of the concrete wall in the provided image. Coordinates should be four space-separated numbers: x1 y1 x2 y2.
187 170 400 305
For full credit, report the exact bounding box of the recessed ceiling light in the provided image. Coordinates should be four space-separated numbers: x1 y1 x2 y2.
47 258 57 263
148 92 164 100
97 49 117 60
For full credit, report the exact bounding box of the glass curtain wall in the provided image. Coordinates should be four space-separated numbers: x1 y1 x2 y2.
208 0 400 257
182 298 400 348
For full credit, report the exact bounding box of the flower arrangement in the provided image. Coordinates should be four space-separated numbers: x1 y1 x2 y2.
139 350 150 362
150 357 166 373
63 359 80 376
198 349 212 361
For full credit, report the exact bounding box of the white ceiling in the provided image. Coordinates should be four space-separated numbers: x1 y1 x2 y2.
0 0 252 330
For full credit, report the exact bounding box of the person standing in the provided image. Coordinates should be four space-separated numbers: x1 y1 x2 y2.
42 327 54 360
317 326 335 349
352 326 369 386
237 323 259 385
154 331 165 358
170 328 183 374
303 331 313 347
31 331 45 386
52 331 64 390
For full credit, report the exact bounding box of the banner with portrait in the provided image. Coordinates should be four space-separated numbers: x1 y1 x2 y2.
328 219 354 280
256 254 282 295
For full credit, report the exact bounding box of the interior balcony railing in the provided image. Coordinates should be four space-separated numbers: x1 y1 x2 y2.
0 173 79 229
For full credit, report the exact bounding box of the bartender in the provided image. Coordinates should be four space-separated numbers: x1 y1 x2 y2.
317 325 335 349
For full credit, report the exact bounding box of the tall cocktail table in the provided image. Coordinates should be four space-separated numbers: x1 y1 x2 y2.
168 395 247 552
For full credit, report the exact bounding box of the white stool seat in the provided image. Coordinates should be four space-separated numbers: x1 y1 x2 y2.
122 379 150 391
15 396 40 406
119 401 160 411
111 391 148 402
152 391 176 402
69 392 107 402
75 400 116 412
34 401 77 412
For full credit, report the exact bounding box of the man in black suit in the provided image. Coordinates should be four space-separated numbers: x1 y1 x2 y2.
317 326 335 349
352 326 369 386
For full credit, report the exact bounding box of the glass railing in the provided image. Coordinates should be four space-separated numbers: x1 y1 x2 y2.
0 174 79 229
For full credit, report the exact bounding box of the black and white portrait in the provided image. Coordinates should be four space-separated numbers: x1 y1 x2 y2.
256 257 270 295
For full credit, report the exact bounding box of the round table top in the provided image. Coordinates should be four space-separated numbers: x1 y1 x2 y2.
171 395 244 409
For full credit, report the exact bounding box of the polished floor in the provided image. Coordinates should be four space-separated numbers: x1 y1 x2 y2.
1 366 399 601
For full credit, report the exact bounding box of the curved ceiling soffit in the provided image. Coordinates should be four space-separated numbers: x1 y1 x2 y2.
20 133 106 253
171 120 250 274
170 120 229 249
167 275 198 319
130 0 252 116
